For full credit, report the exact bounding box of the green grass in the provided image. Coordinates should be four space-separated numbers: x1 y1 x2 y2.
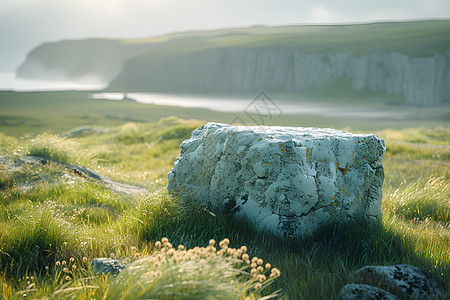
1 91 448 138
0 91 449 298
121 20 450 57
383 177 449 223
0 91 225 137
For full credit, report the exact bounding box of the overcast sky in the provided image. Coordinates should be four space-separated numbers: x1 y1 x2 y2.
1 0 449 71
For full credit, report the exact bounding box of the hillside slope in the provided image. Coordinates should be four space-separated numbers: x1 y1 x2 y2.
17 20 450 105
16 39 158 83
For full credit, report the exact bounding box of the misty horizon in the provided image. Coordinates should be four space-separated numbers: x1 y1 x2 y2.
1 0 450 71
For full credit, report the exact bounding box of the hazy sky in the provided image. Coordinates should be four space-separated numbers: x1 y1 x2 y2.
1 0 449 71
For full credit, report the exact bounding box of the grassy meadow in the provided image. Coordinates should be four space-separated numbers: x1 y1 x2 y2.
0 91 449 299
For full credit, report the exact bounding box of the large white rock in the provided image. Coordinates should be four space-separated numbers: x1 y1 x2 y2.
168 122 385 238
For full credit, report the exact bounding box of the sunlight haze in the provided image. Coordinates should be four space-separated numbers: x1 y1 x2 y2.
1 0 450 71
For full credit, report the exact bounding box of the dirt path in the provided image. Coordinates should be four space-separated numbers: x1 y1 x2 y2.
0 155 148 196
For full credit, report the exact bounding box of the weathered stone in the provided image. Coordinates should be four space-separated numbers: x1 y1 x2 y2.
61 126 111 138
339 283 399 300
354 264 444 300
168 122 385 238
92 258 126 275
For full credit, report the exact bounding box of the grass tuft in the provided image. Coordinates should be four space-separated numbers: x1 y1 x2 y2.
27 133 97 165
107 237 281 300
384 176 450 223
0 202 80 277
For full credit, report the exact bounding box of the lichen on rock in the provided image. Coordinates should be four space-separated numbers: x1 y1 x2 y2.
354 264 445 300
339 283 399 300
168 122 386 239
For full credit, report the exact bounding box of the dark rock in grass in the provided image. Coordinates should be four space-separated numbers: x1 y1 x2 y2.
61 126 110 138
92 258 126 275
339 283 399 300
19 155 50 165
19 155 101 180
354 264 444 300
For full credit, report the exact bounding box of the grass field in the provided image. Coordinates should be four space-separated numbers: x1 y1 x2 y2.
122 20 450 56
0 91 449 299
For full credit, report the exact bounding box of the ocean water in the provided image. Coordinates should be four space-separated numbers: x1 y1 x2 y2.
90 92 406 119
0 72 106 91
0 73 407 119
89 92 251 112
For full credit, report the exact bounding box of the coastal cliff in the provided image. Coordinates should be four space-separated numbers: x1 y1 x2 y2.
111 48 450 105
16 20 450 105
16 39 154 83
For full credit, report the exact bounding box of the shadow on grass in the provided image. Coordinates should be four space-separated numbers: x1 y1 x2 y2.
131 193 448 299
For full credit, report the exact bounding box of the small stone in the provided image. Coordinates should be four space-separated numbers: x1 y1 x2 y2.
339 283 399 300
168 122 385 239
92 258 126 275
354 264 444 300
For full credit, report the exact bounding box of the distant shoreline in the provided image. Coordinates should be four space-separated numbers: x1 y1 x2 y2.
0 72 106 92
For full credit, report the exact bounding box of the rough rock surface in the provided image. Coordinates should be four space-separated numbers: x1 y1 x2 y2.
339 283 399 300
354 264 444 300
168 122 385 238
92 258 126 275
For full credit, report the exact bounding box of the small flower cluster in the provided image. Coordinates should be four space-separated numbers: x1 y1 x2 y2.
68 207 86 221
15 274 38 298
52 256 89 282
146 237 281 294
17 275 35 287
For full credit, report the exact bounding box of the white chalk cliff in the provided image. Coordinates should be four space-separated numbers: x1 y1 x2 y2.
17 21 450 105
112 48 450 105
168 123 386 239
